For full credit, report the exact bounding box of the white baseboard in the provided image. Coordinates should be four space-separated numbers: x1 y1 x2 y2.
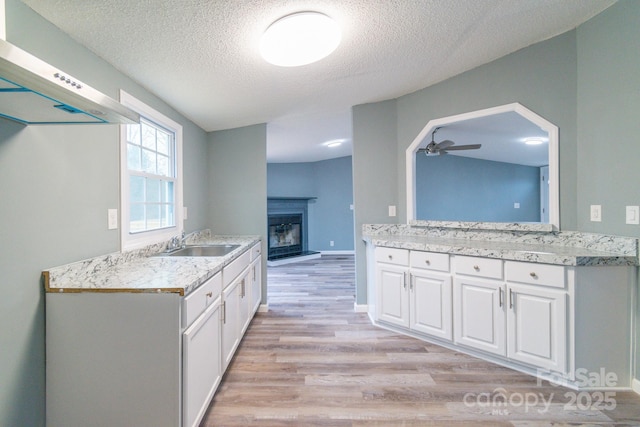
267 252 321 266
354 303 368 313
258 303 269 313
320 250 355 255
632 378 640 394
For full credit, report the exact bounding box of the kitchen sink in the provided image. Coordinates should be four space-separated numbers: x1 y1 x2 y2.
161 244 240 257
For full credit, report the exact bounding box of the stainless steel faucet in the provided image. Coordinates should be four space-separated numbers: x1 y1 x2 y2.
181 230 201 247
167 235 181 252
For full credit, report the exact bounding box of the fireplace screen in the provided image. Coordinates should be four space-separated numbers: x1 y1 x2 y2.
268 214 303 259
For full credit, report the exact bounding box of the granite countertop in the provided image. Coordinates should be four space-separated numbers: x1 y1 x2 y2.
43 234 261 296
364 234 638 267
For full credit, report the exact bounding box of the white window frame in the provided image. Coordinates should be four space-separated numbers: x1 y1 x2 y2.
119 90 183 251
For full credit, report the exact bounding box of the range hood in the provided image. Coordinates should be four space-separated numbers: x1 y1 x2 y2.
0 38 139 125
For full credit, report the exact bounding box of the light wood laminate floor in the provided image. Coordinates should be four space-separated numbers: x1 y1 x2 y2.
201 255 640 426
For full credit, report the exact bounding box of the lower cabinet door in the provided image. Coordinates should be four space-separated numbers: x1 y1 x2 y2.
507 283 567 373
453 277 506 356
238 269 252 335
250 258 262 314
410 270 452 341
222 280 241 371
376 263 409 328
182 299 221 427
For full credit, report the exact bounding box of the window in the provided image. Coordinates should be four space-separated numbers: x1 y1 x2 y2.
120 91 183 250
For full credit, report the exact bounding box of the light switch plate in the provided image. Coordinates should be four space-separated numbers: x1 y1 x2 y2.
107 209 118 230
590 205 602 222
183 206 188 220
388 205 396 217
626 206 639 225
514 202 520 209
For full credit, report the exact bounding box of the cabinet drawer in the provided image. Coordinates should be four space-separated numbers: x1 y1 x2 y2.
505 261 565 289
375 247 409 266
454 256 503 280
223 249 251 288
410 251 449 272
250 242 261 261
183 272 222 328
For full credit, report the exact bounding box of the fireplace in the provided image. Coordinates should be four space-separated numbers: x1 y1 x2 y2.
268 214 303 259
267 197 319 262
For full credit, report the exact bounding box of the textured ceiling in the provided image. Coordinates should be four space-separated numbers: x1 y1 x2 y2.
21 0 615 162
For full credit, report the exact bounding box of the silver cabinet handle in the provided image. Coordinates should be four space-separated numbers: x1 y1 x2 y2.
530 272 537 278
499 288 503 307
206 292 213 298
222 301 226 324
403 272 407 290
509 288 514 309
473 265 480 271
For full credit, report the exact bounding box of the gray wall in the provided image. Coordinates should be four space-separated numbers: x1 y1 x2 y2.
267 162 316 196
396 31 578 228
267 156 354 251
352 99 399 305
208 124 268 299
576 1 640 235
574 0 640 381
0 1 210 425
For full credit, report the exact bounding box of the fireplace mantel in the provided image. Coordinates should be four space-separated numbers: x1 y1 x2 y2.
267 197 317 201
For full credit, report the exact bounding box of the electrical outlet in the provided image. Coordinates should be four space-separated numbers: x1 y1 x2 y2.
388 205 396 217
514 202 520 209
183 206 188 220
590 205 602 222
107 209 118 230
330 240 334 247
626 206 639 225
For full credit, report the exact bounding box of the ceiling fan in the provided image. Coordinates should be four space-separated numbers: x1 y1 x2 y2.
418 127 482 156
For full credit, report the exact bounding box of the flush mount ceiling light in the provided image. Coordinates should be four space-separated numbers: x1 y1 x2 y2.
524 137 546 145
324 138 346 147
260 12 341 67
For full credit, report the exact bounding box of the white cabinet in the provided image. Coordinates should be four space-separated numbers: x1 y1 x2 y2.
375 247 452 341
453 255 506 356
375 247 410 328
453 256 567 372
409 251 452 340
369 244 634 388
46 241 261 427
46 272 223 427
222 249 251 371
182 296 222 427
222 275 242 371
453 276 506 356
505 261 567 373
249 242 263 314
506 283 566 372
182 272 223 427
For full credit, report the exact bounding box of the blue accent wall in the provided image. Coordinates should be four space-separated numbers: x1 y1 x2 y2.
266 162 316 197
268 156 354 251
416 154 541 222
